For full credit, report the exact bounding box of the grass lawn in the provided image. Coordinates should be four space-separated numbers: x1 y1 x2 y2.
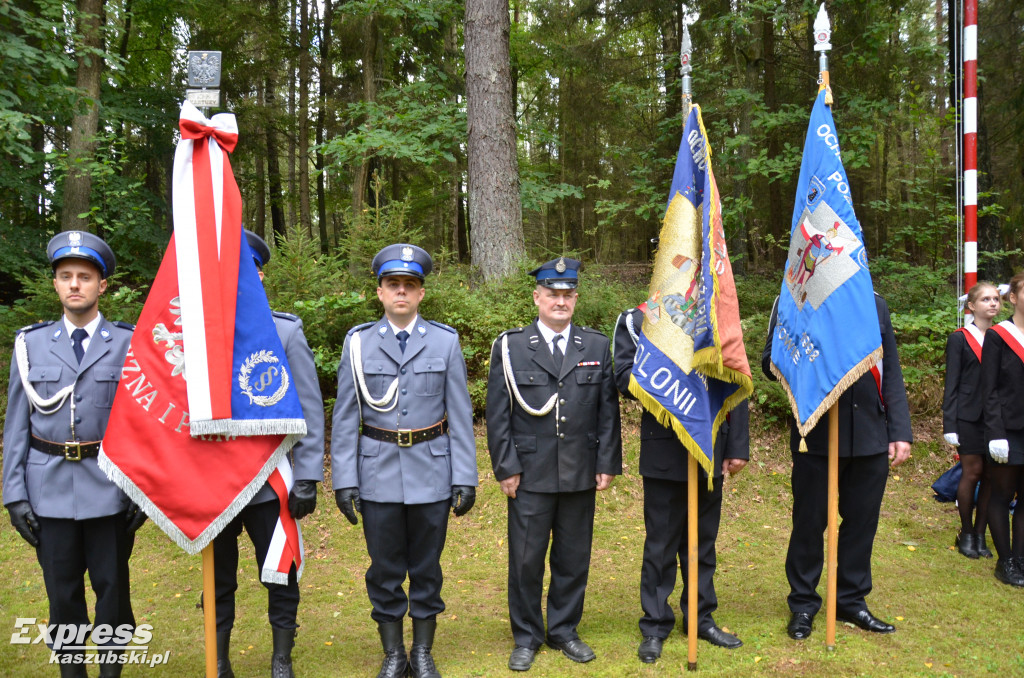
2 406 1023 677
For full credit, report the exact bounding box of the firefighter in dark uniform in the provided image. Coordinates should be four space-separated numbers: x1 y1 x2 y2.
211 231 325 678
331 244 478 678
613 306 749 663
3 231 145 678
486 258 622 672
762 293 912 641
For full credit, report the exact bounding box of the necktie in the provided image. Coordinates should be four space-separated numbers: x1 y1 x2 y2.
71 328 88 364
552 334 564 370
397 330 409 354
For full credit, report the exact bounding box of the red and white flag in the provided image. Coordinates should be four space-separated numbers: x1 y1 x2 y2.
100 102 306 582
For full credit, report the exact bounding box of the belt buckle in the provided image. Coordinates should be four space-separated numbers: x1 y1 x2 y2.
397 429 413 447
64 441 82 462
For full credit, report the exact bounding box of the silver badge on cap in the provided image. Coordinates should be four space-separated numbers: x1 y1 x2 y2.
401 246 414 262
68 232 83 246
555 257 567 273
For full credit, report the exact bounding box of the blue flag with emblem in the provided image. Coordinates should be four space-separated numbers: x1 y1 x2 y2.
769 87 881 437
629 104 752 479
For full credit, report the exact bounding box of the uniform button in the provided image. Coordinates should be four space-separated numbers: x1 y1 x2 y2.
74 417 82 424
853 404 859 410
401 389 407 395
75 394 83 402
402 409 408 415
401 368 407 375
529 376 534 382
560 416 566 422
587 375 593 382
559 399 566 405
559 433 565 439
558 382 564 388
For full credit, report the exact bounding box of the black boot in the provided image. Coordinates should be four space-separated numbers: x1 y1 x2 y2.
976 533 994 558
217 631 236 678
956 531 979 558
97 651 123 677
376 621 408 678
410 618 441 678
271 626 296 678
58 660 87 678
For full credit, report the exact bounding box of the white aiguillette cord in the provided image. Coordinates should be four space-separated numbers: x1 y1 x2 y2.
501 333 557 418
15 332 76 415
349 331 399 419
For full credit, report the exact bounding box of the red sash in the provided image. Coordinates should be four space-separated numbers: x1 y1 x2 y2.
957 326 984 362
992 322 1024 367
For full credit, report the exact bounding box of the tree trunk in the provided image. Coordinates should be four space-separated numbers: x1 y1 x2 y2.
265 74 286 242
298 0 311 238
61 0 104 235
315 0 333 254
466 0 525 281
352 12 378 215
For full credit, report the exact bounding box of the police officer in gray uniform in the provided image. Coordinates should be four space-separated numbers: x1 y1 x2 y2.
211 231 325 678
486 258 622 672
3 231 144 678
331 244 478 678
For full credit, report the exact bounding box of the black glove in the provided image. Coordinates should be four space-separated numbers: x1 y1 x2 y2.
288 480 318 520
125 502 148 534
8 501 39 547
335 487 361 525
451 486 476 517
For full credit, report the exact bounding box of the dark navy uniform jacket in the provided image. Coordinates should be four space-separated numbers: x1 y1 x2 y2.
981 325 1024 441
3 315 132 519
613 307 749 481
486 320 622 492
942 328 985 434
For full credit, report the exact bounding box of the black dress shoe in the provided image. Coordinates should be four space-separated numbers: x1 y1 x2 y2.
698 625 743 649
956 531 979 558
994 558 1024 587
546 636 596 663
837 608 896 633
787 612 814 640
637 636 663 663
508 646 536 672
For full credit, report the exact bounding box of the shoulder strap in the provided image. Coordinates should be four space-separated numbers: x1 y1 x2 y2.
957 326 983 362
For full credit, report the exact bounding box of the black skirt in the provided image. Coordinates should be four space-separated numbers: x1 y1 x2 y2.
957 418 987 456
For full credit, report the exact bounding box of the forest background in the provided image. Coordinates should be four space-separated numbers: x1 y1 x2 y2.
2 1 1024 675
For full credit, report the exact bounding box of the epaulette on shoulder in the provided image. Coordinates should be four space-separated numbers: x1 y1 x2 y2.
346 321 376 336
110 320 135 331
499 326 526 338
272 310 300 322
427 320 456 334
578 325 607 336
16 320 54 336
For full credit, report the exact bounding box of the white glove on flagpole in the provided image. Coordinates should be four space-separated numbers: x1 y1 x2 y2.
990 439 1010 464
944 433 960 447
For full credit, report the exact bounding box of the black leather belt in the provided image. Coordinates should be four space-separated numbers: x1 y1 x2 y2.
31 436 101 461
361 420 448 447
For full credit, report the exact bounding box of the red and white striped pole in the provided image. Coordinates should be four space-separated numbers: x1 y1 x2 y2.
963 0 978 290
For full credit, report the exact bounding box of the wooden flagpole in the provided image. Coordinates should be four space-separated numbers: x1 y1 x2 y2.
680 20 699 671
203 544 218 677
687 456 699 670
825 404 839 650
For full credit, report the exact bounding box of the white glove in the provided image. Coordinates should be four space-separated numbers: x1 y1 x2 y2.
944 433 960 447
990 439 1010 464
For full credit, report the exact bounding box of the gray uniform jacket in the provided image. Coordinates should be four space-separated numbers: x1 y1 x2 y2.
3 315 132 519
251 311 325 504
331 316 478 504
486 320 623 493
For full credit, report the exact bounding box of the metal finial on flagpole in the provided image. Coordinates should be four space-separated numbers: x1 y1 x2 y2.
681 22 692 117
813 3 833 104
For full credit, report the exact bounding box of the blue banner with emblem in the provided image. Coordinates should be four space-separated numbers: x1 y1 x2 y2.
629 104 752 478
769 87 882 436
